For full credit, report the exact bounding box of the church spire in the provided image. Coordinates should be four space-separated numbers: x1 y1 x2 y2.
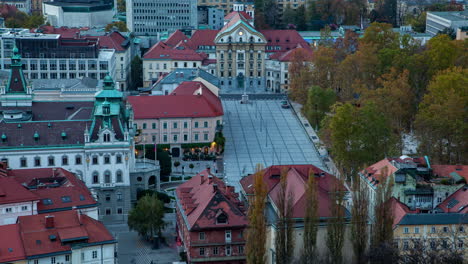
6 45 28 94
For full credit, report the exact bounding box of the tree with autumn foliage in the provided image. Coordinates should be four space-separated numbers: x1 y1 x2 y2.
310 46 338 92
415 67 468 164
246 164 268 264
288 49 313 104
300 171 319 263
275 167 295 264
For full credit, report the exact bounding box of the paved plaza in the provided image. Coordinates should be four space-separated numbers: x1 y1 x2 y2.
222 98 326 191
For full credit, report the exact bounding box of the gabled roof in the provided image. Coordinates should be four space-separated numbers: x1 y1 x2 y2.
128 82 223 119
9 168 97 213
437 187 468 214
165 30 189 47
240 165 348 219
95 31 128 51
260 30 310 53
269 45 313 62
189 30 219 49
0 224 25 263
224 11 252 21
18 210 115 258
389 197 414 228
0 177 39 205
432 165 468 183
218 12 256 35
143 41 207 61
176 170 247 230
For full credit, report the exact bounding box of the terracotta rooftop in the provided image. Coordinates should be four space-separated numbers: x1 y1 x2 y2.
389 197 414 228
18 210 115 258
260 30 310 53
165 30 189 47
189 30 219 49
0 224 25 263
0 177 39 205
240 165 348 218
9 168 97 213
437 187 468 214
143 42 207 61
224 11 253 21
176 169 247 230
128 82 223 119
432 165 468 182
269 45 313 62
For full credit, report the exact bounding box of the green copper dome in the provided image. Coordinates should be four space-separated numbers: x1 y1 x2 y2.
103 74 115 90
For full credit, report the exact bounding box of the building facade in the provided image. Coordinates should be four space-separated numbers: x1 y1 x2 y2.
0 49 135 223
197 6 224 30
176 169 248 263
0 29 117 83
128 81 223 157
42 0 114 28
426 11 468 36
126 0 198 36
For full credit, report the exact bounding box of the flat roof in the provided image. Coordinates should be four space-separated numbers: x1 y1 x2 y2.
428 11 468 22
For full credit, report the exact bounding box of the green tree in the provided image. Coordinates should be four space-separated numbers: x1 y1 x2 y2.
321 102 397 180
296 5 307 31
326 179 346 264
406 12 426 33
282 4 296 28
301 171 319 263
157 148 172 176
128 194 165 239
303 86 336 130
275 167 295 264
105 21 129 32
246 164 268 264
117 0 126 12
130 55 143 90
24 14 45 28
415 67 468 164
319 25 334 47
361 22 399 51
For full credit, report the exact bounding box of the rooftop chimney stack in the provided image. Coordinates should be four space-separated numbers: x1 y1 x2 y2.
45 215 55 229
213 184 218 192
201 175 205 184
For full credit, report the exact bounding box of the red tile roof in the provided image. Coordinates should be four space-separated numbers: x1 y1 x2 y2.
437 187 468 214
390 197 414 228
95 31 128 51
224 11 252 21
165 30 189 47
220 12 251 32
127 82 223 119
240 165 347 218
260 30 310 53
0 224 26 263
8 168 97 213
176 169 247 230
18 210 114 258
0 177 40 205
188 30 219 49
269 46 313 62
362 158 399 186
432 165 468 182
143 42 207 61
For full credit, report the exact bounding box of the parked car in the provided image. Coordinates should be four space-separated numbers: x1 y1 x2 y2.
281 100 290 109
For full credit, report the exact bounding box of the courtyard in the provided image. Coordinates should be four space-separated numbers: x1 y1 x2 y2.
221 97 326 191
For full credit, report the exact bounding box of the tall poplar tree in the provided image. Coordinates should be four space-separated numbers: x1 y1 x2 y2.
301 171 319 263
275 167 294 264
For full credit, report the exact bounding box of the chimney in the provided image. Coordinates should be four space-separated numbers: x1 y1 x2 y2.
213 184 218 192
208 175 213 184
45 215 55 229
201 175 205 184
206 167 211 175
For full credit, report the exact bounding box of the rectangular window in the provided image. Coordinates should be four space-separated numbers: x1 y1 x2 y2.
404 227 409 234
143 123 147 129
173 135 178 142
194 134 199 141
414 227 419 234
183 122 188 128
163 122 167 129
92 156 98 165
443 227 448 233
116 155 122 163
51 257 56 264
204 121 208 128
199 232 205 240
163 135 168 142
225 230 232 242
199 247 205 256
173 122 178 129
65 255 70 261
431 226 436 233
213 246 219 255
403 241 409 250
5 208 12 213
194 122 199 128
48 157 55 166
62 156 68 165
35 157 42 166
152 123 156 129
76 156 82 165
238 245 244 254
21 206 28 211
92 250 98 259
204 134 209 141
117 208 123 214
225 245 231 256
20 158 27 167
184 134 188 141
104 156 110 164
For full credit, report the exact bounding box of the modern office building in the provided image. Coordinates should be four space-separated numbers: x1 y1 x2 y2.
426 11 468 36
126 0 198 36
198 6 224 30
42 0 115 28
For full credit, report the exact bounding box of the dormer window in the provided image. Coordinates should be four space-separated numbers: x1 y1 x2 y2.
103 133 111 142
216 212 228 224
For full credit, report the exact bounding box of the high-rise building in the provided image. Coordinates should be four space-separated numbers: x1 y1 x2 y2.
126 0 198 36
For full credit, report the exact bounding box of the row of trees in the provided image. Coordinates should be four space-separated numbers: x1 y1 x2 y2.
290 22 467 171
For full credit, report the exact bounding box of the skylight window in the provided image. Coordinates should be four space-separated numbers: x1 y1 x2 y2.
42 198 53 205
61 196 72 203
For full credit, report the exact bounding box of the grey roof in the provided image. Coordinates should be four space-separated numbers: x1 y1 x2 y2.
147 68 219 92
31 77 99 91
428 10 468 22
399 213 468 225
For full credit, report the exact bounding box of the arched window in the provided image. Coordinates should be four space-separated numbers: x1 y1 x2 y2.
103 133 111 142
104 171 111 183
116 170 123 183
216 213 228 224
92 171 99 184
